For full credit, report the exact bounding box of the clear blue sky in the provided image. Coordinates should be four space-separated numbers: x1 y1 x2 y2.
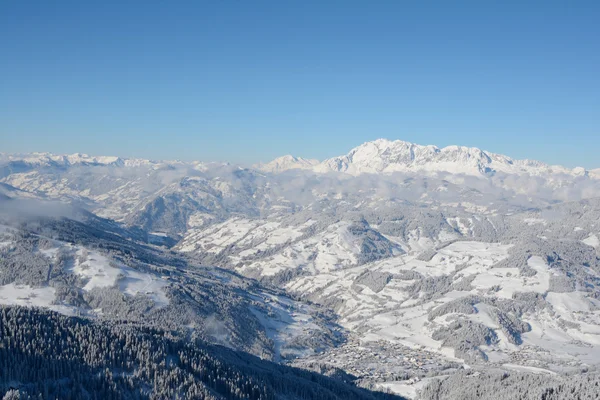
1 1 599 167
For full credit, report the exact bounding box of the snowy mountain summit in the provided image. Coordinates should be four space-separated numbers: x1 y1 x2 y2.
266 139 591 178
255 155 319 173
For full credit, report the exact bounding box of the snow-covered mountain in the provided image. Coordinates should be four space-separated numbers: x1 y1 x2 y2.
0 152 161 168
2 138 594 181
266 139 591 178
255 155 320 173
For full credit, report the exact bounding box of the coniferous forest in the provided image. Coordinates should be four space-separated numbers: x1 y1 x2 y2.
0 306 403 400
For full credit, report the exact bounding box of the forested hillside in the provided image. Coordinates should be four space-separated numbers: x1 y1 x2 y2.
420 370 600 400
0 306 403 400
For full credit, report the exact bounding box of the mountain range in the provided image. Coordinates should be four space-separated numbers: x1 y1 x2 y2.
259 139 596 178
4 138 599 178
1 139 600 399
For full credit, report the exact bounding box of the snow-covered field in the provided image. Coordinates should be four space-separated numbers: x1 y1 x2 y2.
70 248 169 306
0 283 76 316
283 239 600 396
0 233 170 315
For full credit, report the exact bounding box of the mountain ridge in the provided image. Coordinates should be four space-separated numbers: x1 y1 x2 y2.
3 138 595 179
276 139 592 178
255 155 320 173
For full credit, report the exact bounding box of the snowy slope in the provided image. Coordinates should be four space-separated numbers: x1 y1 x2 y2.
0 231 170 317
285 239 600 389
178 217 405 277
0 218 341 362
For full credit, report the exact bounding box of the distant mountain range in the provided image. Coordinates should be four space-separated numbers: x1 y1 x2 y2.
258 139 598 178
5 139 598 180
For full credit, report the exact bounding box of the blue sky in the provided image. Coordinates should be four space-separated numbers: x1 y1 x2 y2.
1 1 599 167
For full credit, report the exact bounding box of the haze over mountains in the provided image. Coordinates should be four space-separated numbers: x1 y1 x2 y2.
2 139 600 399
